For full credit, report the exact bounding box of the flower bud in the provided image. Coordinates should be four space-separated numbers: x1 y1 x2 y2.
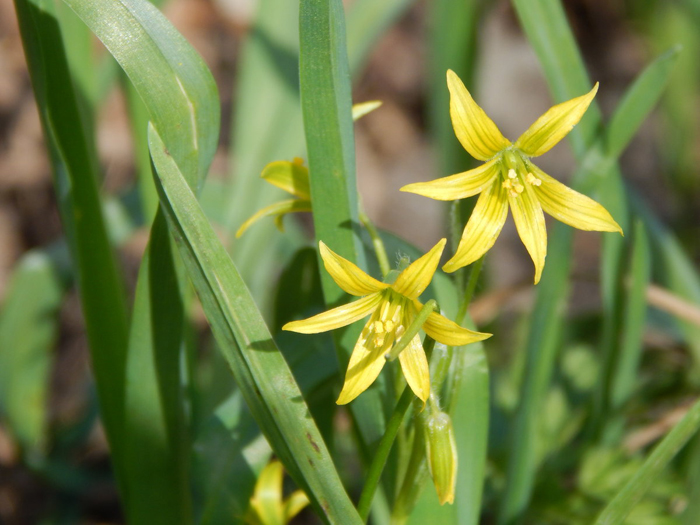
424 410 458 505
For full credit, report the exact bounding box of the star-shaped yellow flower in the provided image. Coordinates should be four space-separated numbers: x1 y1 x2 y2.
283 239 491 405
402 70 622 283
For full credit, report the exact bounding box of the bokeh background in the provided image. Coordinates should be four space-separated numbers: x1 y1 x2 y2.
0 0 699 522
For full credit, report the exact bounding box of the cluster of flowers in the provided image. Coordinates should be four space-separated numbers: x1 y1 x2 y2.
238 71 622 504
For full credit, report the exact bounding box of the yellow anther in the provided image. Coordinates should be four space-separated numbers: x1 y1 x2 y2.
374 320 385 333
526 172 541 186
508 168 517 179
374 333 386 347
514 183 524 194
502 179 513 189
385 320 395 332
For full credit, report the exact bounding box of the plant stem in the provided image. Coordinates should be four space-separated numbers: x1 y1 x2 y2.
357 337 436 522
360 211 391 278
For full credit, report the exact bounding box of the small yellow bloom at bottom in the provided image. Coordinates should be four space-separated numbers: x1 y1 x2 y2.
246 460 310 525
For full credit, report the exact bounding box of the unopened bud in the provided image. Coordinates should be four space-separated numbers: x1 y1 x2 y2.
424 411 457 505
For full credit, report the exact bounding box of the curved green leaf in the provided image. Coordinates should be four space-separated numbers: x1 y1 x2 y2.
149 124 361 524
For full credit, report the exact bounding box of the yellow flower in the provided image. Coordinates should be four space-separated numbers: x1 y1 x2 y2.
401 70 622 283
283 239 490 405
236 101 383 238
245 460 310 525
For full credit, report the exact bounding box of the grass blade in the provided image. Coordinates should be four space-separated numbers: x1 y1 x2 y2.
609 222 651 414
594 397 700 524
15 0 130 478
149 124 362 524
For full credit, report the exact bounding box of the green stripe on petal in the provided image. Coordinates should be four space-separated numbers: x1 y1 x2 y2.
447 70 511 160
319 242 389 296
398 334 430 403
261 159 311 199
392 239 446 300
532 166 623 234
336 321 388 405
236 199 312 238
515 83 599 157
422 309 492 346
400 159 499 201
282 292 382 334
443 179 509 273
508 183 548 284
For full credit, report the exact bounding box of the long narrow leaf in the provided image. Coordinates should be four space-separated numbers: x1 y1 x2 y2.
15 0 130 481
149 124 362 524
595 397 700 524
299 0 387 456
63 0 221 521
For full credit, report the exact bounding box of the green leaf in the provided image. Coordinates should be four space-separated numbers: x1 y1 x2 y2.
609 222 652 423
605 45 681 159
225 0 416 314
594 397 700 524
299 0 387 457
0 249 66 456
62 0 221 521
15 0 130 479
149 124 362 524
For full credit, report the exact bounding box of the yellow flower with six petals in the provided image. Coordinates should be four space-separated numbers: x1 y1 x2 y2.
283 239 491 405
402 70 622 283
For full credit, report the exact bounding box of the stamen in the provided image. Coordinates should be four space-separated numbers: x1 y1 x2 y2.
526 172 541 186
514 183 524 194
385 320 395 332
508 168 517 179
502 180 512 189
374 333 386 346
374 320 384 333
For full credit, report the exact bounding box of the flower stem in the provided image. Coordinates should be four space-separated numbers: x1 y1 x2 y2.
357 336 436 522
359 211 391 278
455 255 484 325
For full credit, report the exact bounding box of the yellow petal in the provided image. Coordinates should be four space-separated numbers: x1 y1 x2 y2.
283 490 311 523
443 179 509 273
421 308 491 346
261 159 311 199
336 321 388 405
400 159 499 201
508 182 547 284
248 461 284 525
398 334 430 403
319 242 389 296
392 239 446 300
352 100 382 121
236 199 312 238
531 165 623 234
283 292 382 334
515 83 599 157
447 69 511 161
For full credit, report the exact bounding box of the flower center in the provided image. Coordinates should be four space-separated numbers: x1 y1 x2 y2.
499 151 541 198
370 292 406 349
